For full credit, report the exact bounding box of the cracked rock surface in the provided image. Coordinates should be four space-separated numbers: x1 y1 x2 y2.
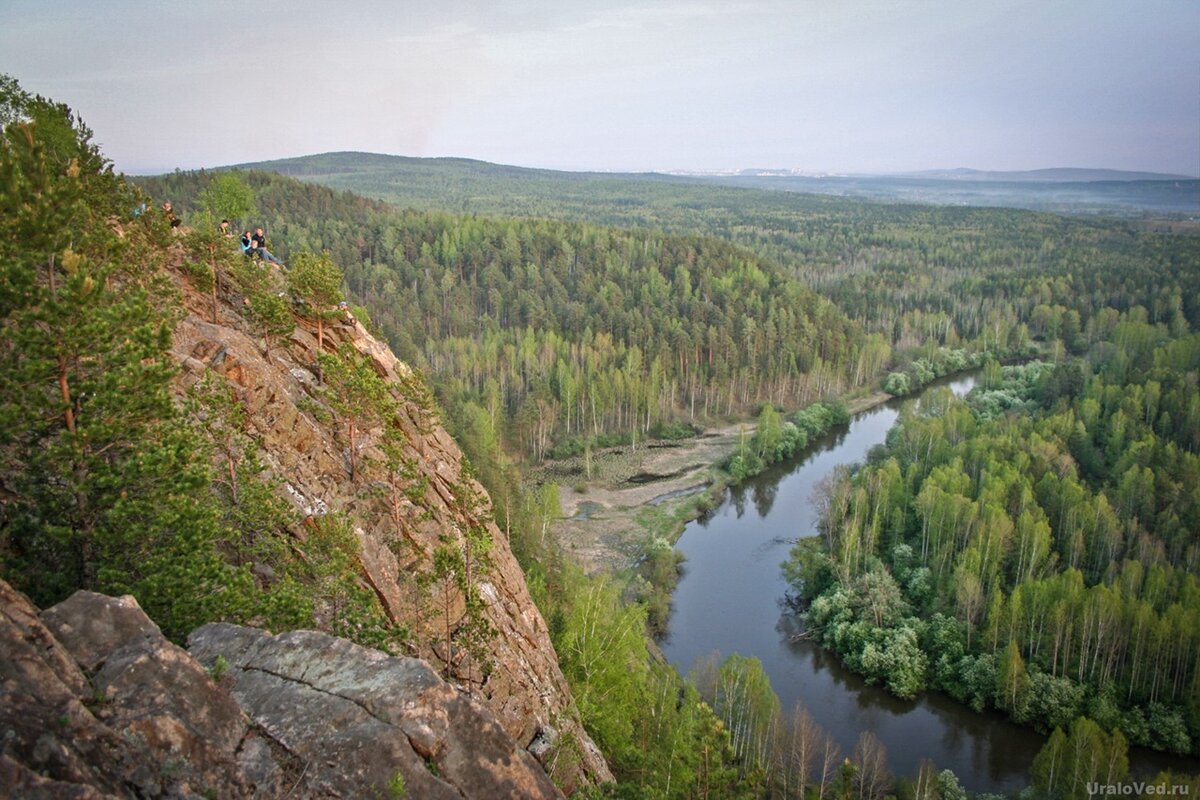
170 248 611 791
0 580 255 799
188 623 561 800
0 582 561 799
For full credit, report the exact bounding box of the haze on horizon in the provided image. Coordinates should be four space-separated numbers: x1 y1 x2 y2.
2 0 1197 177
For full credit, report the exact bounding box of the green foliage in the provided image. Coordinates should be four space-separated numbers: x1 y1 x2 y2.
724 400 849 483
229 256 293 352
781 538 835 605
552 567 749 797
884 372 912 396
139 169 869 463
0 79 409 657
632 536 685 638
0 80 257 640
804 571 928 699
158 153 1200 373
385 770 407 799
287 250 344 351
788 318 1200 757
289 250 344 310
305 514 398 650
196 171 256 227
1032 717 1129 800
694 654 780 777
207 655 230 682
132 85 1200 788
888 347 991 398
318 344 392 480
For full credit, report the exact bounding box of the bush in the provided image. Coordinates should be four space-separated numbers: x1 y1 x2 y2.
1021 671 1084 732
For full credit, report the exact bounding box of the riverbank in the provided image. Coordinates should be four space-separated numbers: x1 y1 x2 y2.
527 384 893 575
658 366 1200 790
528 354 1011 576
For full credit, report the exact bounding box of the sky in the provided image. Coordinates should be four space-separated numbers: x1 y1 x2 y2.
2 0 1197 176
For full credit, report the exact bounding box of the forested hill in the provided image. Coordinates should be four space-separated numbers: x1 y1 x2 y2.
235 150 1200 218
898 167 1196 182
140 170 870 460
224 153 1199 358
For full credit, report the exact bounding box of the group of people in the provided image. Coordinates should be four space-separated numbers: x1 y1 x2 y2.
154 202 284 266
217 219 285 267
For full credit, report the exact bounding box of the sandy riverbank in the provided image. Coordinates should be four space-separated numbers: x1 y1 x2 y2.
527 387 894 574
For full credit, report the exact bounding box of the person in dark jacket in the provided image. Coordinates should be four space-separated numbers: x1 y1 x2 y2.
251 227 284 266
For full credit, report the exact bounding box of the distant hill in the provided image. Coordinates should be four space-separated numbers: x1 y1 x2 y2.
896 167 1197 183
227 151 1199 218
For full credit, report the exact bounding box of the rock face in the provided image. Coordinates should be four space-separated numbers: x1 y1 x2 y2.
0 581 565 798
0 580 254 798
170 262 611 789
188 623 561 800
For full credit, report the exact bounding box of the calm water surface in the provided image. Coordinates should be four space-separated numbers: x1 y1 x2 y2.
660 375 1196 792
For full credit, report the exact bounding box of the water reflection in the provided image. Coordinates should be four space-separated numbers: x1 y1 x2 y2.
662 374 1046 792
751 477 778 518
664 373 1200 789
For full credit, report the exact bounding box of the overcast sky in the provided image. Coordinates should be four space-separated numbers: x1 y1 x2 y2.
2 0 1197 175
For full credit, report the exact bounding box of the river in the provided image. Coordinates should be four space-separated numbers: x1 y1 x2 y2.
659 373 1196 792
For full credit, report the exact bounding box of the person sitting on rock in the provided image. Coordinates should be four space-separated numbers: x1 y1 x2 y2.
219 219 232 237
162 201 181 229
251 227 285 267
240 230 254 258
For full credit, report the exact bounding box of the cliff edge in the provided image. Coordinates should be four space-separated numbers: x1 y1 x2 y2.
168 250 610 790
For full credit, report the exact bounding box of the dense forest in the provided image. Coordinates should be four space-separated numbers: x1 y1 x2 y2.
138 163 1200 795
144 164 1200 470
0 87 769 797
143 169 874 461
236 152 1199 358
785 315 1200 773
6 51 1199 797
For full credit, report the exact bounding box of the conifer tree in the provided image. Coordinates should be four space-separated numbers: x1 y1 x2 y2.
288 249 344 355
183 210 242 323
319 343 391 480
0 76 250 637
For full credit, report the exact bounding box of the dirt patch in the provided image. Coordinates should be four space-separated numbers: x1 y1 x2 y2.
533 392 899 575
527 425 751 574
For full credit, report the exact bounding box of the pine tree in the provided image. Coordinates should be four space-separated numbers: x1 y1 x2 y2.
318 344 392 480
230 256 293 357
288 250 344 356
0 77 251 637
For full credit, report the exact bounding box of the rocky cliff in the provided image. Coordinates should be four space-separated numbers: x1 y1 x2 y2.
0 580 562 798
167 254 610 790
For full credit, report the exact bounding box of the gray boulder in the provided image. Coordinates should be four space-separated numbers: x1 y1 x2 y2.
1 581 255 798
189 623 563 799
0 580 561 799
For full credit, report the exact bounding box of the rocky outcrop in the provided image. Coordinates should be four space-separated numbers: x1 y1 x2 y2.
188 623 561 799
0 581 565 798
0 580 254 798
169 255 611 789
